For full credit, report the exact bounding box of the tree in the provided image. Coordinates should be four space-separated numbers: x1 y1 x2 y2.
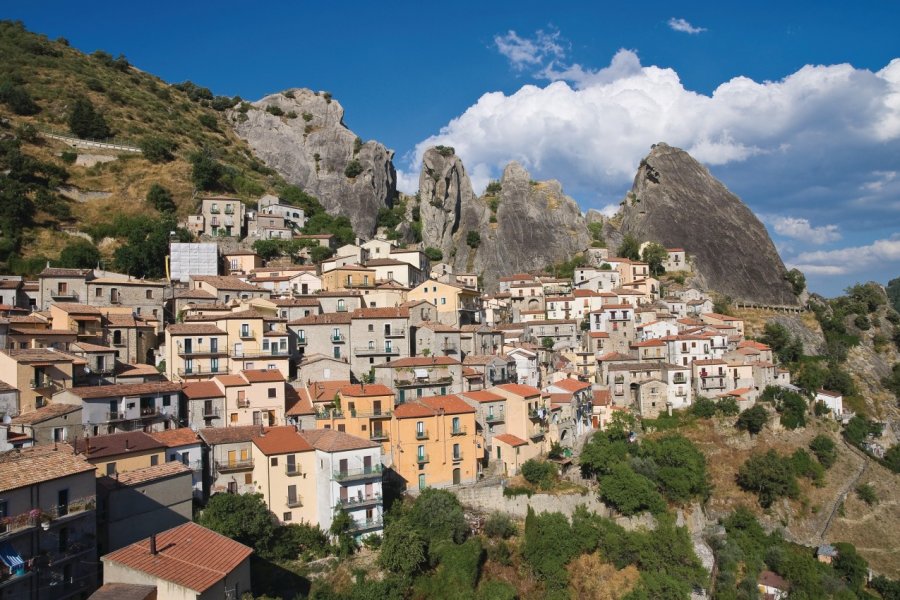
885 444 900 473
887 277 900 313
779 391 808 429
736 405 768 434
522 508 578 592
146 183 176 213
139 136 177 163
761 322 803 365
344 159 363 178
580 431 629 477
67 97 110 139
0 80 39 115
378 518 426 577
58 239 100 269
113 217 191 278
736 450 799 508
466 230 481 248
691 396 716 418
330 508 358 557
855 483 878 506
541 336 555 350
617 234 641 261
269 523 329 561
189 149 225 191
198 493 276 553
521 459 557 489
424 247 443 261
809 435 837 469
833 542 869 591
638 434 710 502
883 363 900 401
483 512 516 539
640 242 667 277
587 221 606 248
785 268 806 296
599 463 666 515
407 488 468 547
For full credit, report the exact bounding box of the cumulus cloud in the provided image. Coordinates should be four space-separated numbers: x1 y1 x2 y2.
789 236 900 276
668 18 707 34
494 29 564 71
766 216 841 244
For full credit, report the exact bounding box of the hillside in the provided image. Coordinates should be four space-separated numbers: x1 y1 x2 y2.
0 20 282 271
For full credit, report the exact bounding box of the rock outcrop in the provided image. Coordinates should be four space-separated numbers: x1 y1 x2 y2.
230 88 395 236
417 147 590 290
616 143 798 305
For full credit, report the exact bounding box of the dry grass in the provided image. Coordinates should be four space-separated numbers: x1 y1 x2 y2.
734 307 821 339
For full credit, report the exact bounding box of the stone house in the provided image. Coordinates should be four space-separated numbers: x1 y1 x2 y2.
374 356 462 402
9 402 82 445
524 319 579 351
407 280 481 327
189 275 269 304
289 312 352 363
459 324 504 357
198 196 246 237
413 322 461 358
198 425 261 495
54 381 182 436
348 307 410 378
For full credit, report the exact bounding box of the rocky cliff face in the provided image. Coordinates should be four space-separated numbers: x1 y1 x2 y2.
616 143 798 305
229 88 396 236
417 148 590 289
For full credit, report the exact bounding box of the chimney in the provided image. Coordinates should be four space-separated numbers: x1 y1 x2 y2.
125 438 130 451
149 534 157 555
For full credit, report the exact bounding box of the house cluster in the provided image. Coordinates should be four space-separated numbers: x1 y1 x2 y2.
0 211 832 599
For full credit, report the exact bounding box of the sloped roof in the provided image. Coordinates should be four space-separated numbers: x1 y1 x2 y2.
460 390 505 403
66 382 182 399
198 425 262 445
252 426 314 455
242 369 285 383
102 522 253 593
149 428 200 448
73 431 165 459
339 383 393 397
299 429 379 452
493 433 528 447
494 383 542 398
10 402 80 424
182 381 224 400
0 444 95 493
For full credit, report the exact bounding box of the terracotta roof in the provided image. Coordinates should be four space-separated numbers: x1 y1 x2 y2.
493 433 528 447
253 426 314 455
117 363 163 378
306 380 353 402
149 428 200 448
174 289 218 300
694 359 727 366
2 348 77 363
39 267 92 278
393 402 436 418
379 356 460 368
191 276 265 292
101 461 191 487
10 402 81 424
103 522 253 593
817 389 842 398
215 374 247 387
417 322 460 333
420 394 476 415
299 429 379 452
242 369 285 383
548 379 592 393
548 393 572 405
72 341 116 352
702 312 742 322
593 389 611 406
52 302 102 314
597 352 636 361
463 354 510 366
0 380 17 394
364 258 409 266
182 380 225 399
461 390 505 403
351 307 409 319
0 444 95 492
339 383 394 397
198 425 262 445
271 297 320 306
289 312 352 325
589 332 610 338
106 313 154 327
285 386 315 416
66 381 182 399
494 383 542 398
757 570 789 591
74 431 165 459
166 323 227 335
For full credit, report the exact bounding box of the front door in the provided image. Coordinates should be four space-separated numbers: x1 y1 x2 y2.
418 474 426 490
363 455 372 473
453 468 461 485
57 489 69 516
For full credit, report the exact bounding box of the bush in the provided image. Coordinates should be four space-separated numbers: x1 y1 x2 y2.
885 444 900 473
466 230 481 248
779 391 808 429
265 104 284 116
0 80 40 115
60 150 77 164
736 405 768 434
855 483 878 505
58 239 100 269
737 450 799 508
435 145 455 157
424 247 443 261
718 397 740 416
522 508 578 593
485 180 501 195
599 463 666 515
139 136 177 163
502 485 532 498
483 512 516 539
197 113 218 129
68 97 110 139
407 488 468 546
146 183 176 213
789 449 824 484
617 233 641 261
269 522 329 561
189 149 225 191
379 518 426 577
521 459 556 489
691 396 716 418
809 435 837 469
638 434 710 502
198 493 276 554
344 159 363 178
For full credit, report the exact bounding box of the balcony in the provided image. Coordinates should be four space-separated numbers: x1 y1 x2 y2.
216 459 254 473
331 333 346 343
528 409 547 421
353 346 400 356
285 464 302 477
441 342 458 352
485 413 504 424
210 207 220 214
107 411 125 422
369 430 389 441
237 399 251 409
336 305 348 312
286 495 303 508
178 367 230 378
297 337 307 345
673 376 687 385
203 407 221 419
384 328 405 338
224 207 235 215
395 375 453 388
140 407 160 418
315 408 344 420
239 331 255 340
333 464 383 483
178 348 227 357
415 429 428 440
50 290 79 301
349 517 383 533
337 493 382 509
416 453 430 464
450 426 467 436
231 349 289 359
354 409 392 419
529 427 546 440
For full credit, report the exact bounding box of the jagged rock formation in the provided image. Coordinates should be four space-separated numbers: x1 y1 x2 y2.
229 88 396 235
417 148 590 289
616 143 798 305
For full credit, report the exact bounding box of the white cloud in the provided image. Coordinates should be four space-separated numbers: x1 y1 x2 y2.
668 18 707 35
599 203 619 218
789 236 900 276
768 216 841 244
494 29 564 71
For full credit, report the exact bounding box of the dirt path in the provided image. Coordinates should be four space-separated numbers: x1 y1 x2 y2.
816 440 869 544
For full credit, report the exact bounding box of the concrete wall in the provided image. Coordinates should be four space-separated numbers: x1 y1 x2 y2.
103 471 192 552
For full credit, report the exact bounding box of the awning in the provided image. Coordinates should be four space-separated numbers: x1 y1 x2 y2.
0 541 24 569
414 369 428 379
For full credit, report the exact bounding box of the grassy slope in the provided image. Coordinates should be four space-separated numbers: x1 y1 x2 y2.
0 21 283 262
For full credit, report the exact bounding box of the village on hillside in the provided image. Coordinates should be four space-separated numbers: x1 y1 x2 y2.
0 195 862 599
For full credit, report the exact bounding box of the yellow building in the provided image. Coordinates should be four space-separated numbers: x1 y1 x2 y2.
390 395 479 489
316 384 395 454
251 426 318 525
407 279 481 327
0 348 79 413
320 265 378 291
489 384 550 472
73 430 167 477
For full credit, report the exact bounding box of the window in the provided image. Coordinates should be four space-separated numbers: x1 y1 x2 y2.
146 289 153 299
452 416 460 433
95 288 102 297
283 512 292 521
453 443 461 460
268 387 277 398
368 324 374 332
106 462 117 475
441 297 446 305
163 396 171 407
150 455 159 466
271 457 278 467
333 346 341 359
241 324 251 338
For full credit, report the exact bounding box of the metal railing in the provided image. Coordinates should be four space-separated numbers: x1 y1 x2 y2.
415 429 428 440
333 464 383 482
286 495 303 508
353 346 400 356
384 328 405 338
237 399 251 408
416 453 430 464
452 452 463 462
369 430 389 441
336 493 382 509
331 333 345 342
178 367 229 377
450 426 466 436
485 413 504 423
285 464 302 477
349 517 383 532
216 459 254 472
231 349 289 359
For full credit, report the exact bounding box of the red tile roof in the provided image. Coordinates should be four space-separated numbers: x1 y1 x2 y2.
493 433 528 447
549 378 592 393
0 444 95 493
182 380 224 399
379 356 460 368
299 429 379 452
460 390 505 403
103 522 253 593
494 383 542 398
339 383 394 397
67 381 182 399
420 394 476 415
242 369 285 383
252 426 314 455
149 428 200 448
74 431 165 459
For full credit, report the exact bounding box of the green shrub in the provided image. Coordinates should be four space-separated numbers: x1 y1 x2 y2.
434 145 455 157
68 97 110 139
60 150 77 164
502 485 532 498
736 405 768 434
146 183 176 213
344 159 363 178
0 80 39 115
58 239 100 269
139 136 177 163
691 396 716 418
599 463 666 515
378 518 425 577
854 314 871 330
521 459 556 489
789 449 824 484
483 512 516 539
424 247 443 261
197 113 217 129
809 435 837 468
269 522 329 560
638 434 710 502
855 483 877 505
189 149 225 191
485 180 501 195
265 104 284 116
779 391 808 429
718 397 740 416
522 509 578 593
737 450 799 508
466 230 481 248
302 111 313 122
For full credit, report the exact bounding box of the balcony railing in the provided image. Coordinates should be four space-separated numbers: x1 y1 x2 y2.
285 464 302 477
353 346 400 356
348 517 383 532
107 411 125 421
353 409 392 419
485 413 504 423
231 349 289 359
210 207 220 214
416 453 430 464
415 429 428 440
529 427 546 440
286 495 303 508
203 407 220 418
216 459 254 473
384 328 405 338
528 409 547 421
140 407 159 418
0 497 96 540
337 493 382 509
297 337 307 345
50 290 79 301
315 408 344 420
237 399 251 409
178 348 227 357
395 375 453 388
333 464 383 482
331 333 345 343
369 430 389 441
178 367 229 377
450 426 466 436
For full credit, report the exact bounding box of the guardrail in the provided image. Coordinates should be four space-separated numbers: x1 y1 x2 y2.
39 130 142 153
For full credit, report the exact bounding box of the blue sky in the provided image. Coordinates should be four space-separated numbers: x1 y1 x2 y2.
7 1 900 296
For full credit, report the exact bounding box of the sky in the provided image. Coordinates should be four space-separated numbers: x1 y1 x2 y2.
7 1 900 296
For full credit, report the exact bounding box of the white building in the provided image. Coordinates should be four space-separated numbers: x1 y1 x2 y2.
506 347 540 387
151 428 205 499
815 389 843 419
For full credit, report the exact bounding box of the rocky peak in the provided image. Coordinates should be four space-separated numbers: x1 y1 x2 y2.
418 147 477 255
616 143 798 306
229 88 396 236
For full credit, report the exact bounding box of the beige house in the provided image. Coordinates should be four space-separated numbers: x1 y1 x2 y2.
0 348 78 413
189 275 269 304
251 426 318 525
408 279 481 327
348 307 411 378
197 196 246 237
489 383 552 471
374 356 463 402
224 250 263 275
73 431 167 477
199 425 261 495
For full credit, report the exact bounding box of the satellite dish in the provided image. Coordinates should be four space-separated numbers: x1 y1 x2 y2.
190 424 198 432
2 414 12 425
